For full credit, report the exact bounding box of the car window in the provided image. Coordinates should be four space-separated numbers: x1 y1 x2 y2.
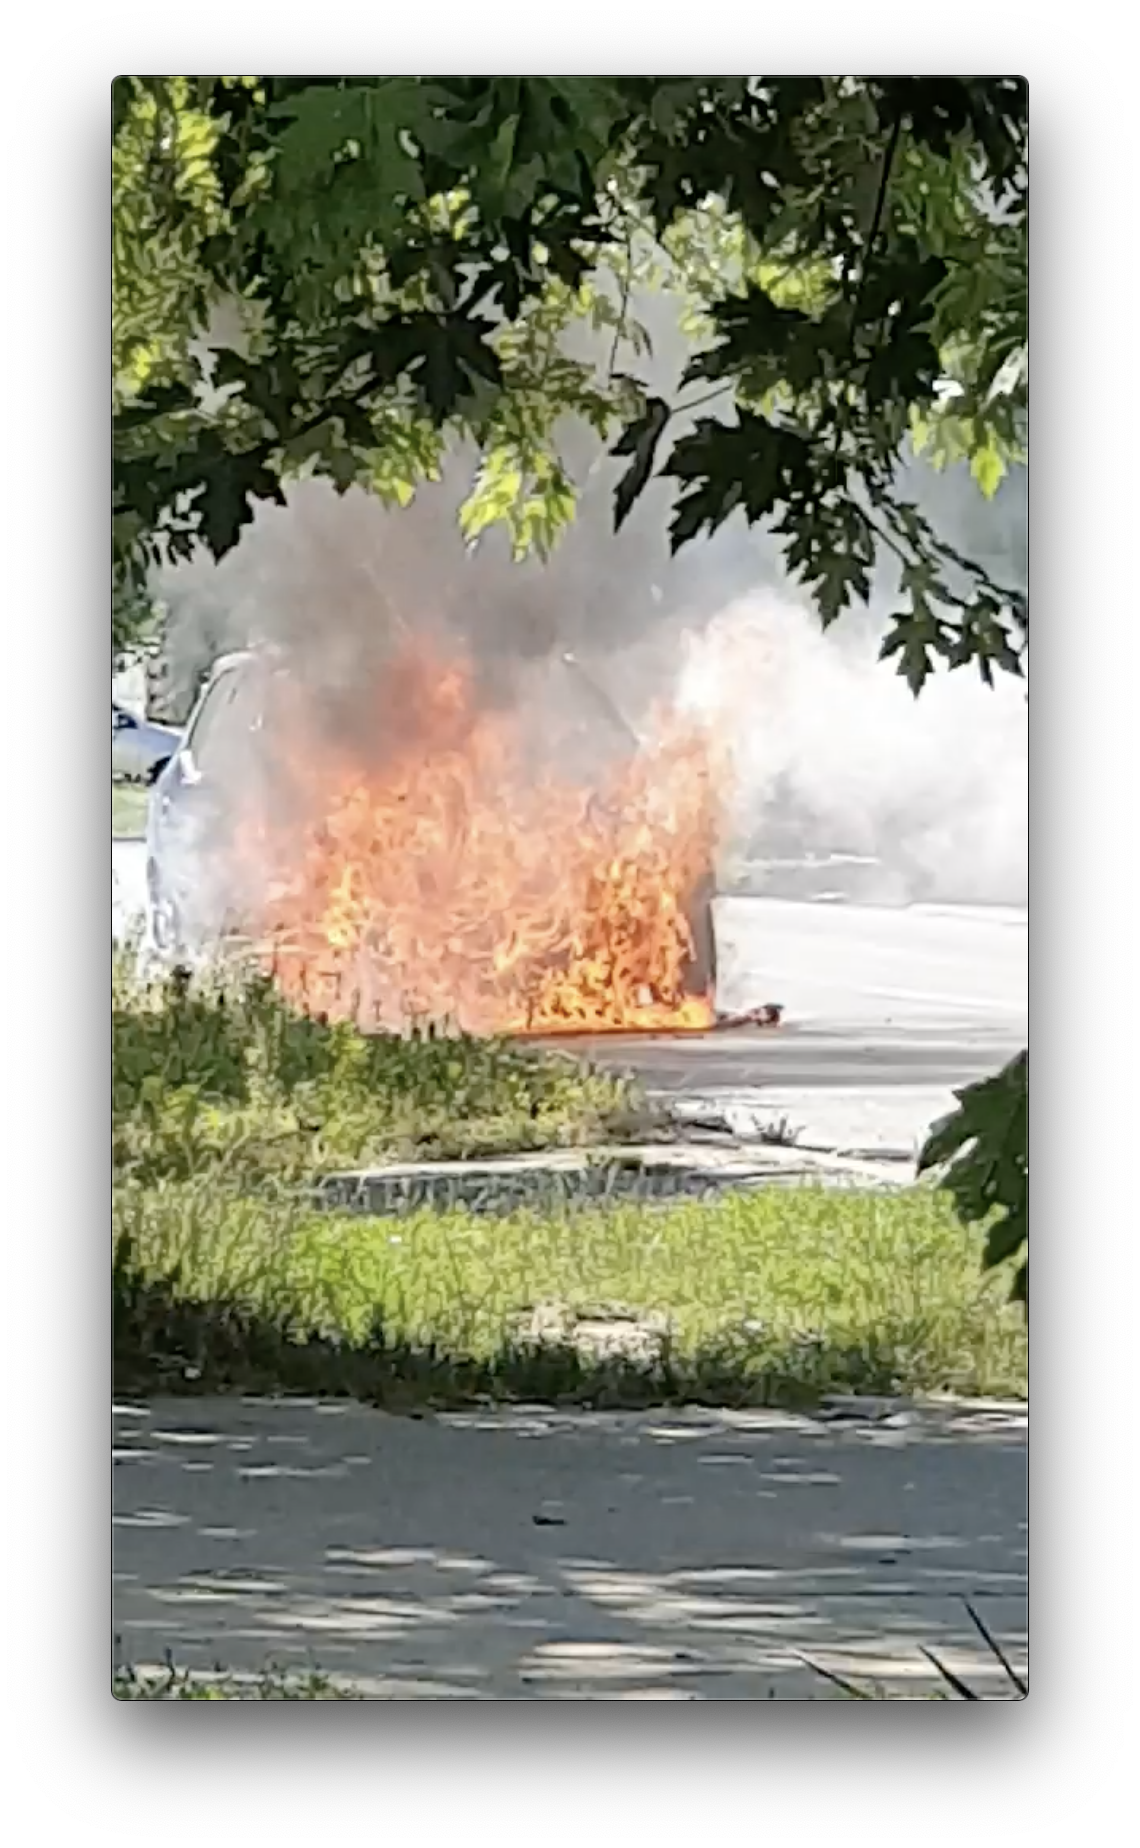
227 665 267 739
185 669 241 770
187 662 268 773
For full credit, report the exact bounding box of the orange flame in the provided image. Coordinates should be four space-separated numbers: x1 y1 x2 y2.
234 639 723 1035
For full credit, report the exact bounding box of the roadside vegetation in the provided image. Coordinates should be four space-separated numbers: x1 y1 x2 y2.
113 1176 1026 1408
112 1662 364 1700
113 949 648 1184
113 1181 1026 1408
112 954 1025 1408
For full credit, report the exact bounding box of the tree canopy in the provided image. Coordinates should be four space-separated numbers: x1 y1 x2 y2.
113 76 1027 691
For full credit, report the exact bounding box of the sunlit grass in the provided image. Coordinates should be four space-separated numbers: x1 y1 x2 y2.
114 1177 1027 1406
112 1662 363 1700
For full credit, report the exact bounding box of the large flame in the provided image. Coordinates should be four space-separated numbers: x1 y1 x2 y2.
233 639 723 1035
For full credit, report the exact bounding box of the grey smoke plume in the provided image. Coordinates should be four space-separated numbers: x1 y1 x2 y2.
155 290 1027 911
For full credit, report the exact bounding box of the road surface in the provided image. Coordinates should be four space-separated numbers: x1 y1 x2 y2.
113 841 1027 1154
113 1395 1027 1700
552 895 1026 1156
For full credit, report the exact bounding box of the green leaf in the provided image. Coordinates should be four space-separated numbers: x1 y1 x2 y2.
919 1051 1027 1310
664 413 815 552
611 396 669 531
395 312 502 420
333 401 382 453
684 288 833 398
983 1213 1027 1269
460 446 526 540
487 113 519 191
195 447 286 558
113 381 198 431
271 81 424 205
970 439 1006 498
879 579 954 695
670 479 741 550
944 591 1025 685
814 551 872 626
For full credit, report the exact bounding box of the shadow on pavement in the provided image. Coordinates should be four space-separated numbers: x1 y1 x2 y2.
113 1396 1027 1700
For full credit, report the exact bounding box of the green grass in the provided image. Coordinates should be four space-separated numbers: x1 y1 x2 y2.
113 1176 1027 1407
113 1662 363 1700
110 946 1025 1412
112 781 148 838
113 950 651 1185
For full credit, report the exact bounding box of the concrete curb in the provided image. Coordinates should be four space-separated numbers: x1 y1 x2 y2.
317 1138 912 1217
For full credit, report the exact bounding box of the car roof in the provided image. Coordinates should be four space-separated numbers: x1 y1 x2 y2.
207 646 293 682
208 649 259 677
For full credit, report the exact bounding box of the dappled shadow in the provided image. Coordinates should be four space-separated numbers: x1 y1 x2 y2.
113 1395 1027 1700
114 1241 1020 1413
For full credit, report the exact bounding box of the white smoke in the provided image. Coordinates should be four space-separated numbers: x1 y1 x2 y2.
675 591 1027 904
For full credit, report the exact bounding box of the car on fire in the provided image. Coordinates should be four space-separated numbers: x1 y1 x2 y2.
144 645 719 1016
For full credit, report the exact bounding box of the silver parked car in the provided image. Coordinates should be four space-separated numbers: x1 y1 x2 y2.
111 702 181 784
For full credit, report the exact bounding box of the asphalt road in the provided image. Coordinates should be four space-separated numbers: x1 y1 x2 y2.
541 895 1027 1151
113 1395 1027 1700
113 839 1027 1152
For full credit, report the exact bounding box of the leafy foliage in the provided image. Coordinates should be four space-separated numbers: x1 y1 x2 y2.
918 1051 1028 1309
112 76 1027 689
111 948 645 1185
111 574 163 669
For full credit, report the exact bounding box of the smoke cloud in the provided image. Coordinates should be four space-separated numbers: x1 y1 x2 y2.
154 288 1027 913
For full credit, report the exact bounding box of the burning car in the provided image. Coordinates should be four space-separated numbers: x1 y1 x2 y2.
145 639 721 1036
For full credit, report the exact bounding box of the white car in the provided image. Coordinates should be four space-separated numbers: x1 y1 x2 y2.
112 702 181 784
